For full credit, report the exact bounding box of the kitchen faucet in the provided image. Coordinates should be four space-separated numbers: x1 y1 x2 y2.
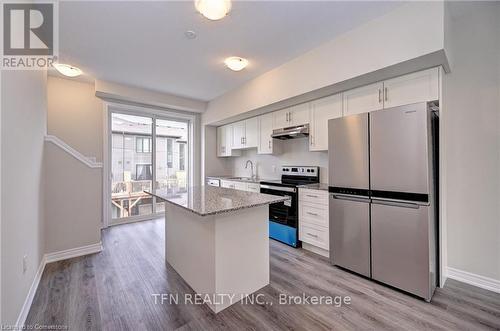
245 160 256 180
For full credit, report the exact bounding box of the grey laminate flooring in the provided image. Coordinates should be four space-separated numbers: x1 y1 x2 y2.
26 218 500 330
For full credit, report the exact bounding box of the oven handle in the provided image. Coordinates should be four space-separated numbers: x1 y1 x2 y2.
260 184 296 193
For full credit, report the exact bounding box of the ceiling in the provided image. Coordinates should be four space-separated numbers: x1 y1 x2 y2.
58 1 402 101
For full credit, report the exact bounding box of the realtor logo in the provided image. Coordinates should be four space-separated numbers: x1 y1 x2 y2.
2 2 57 69
3 3 53 55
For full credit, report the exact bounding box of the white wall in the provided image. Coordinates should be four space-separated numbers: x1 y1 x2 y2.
203 1 445 125
44 143 102 253
1 70 47 325
443 1 500 281
229 139 329 183
48 76 103 161
95 79 207 113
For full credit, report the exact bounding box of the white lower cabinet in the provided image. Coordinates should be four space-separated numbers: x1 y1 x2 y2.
220 180 237 189
220 180 260 193
299 188 329 256
246 183 260 193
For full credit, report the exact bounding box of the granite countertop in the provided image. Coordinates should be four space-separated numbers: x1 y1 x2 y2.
145 186 289 217
297 183 329 191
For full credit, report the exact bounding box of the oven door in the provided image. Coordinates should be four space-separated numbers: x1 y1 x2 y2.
260 184 297 227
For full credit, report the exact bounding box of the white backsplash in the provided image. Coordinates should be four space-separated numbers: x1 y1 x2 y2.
230 138 329 183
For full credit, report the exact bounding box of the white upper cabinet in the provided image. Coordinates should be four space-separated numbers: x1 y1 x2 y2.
232 121 246 149
217 124 241 157
231 117 259 150
273 103 310 129
258 113 274 154
289 103 310 126
383 68 439 109
309 93 342 151
273 108 289 129
216 126 225 157
343 82 384 116
244 117 259 148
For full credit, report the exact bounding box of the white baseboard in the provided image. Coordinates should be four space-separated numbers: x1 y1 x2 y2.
45 242 103 264
15 256 46 328
15 242 103 328
447 267 500 294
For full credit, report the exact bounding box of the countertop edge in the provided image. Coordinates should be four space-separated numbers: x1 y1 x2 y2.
145 190 290 217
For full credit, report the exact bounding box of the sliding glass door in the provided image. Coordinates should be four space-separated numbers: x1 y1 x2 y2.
109 111 190 224
155 119 189 213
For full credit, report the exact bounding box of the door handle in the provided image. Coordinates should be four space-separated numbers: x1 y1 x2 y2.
286 112 289 122
371 197 424 209
268 140 271 149
306 194 318 198
289 112 292 122
306 232 318 238
384 87 388 102
306 212 319 216
330 193 370 203
378 89 382 103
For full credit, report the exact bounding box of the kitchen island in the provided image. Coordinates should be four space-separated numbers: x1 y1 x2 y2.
146 186 289 313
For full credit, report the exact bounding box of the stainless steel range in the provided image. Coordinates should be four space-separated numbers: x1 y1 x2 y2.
260 166 319 247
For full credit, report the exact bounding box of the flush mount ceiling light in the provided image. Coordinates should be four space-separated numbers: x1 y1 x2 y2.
195 0 231 21
224 56 248 71
53 63 82 77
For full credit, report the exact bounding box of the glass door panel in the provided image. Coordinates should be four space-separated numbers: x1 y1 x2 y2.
155 119 189 212
111 113 153 220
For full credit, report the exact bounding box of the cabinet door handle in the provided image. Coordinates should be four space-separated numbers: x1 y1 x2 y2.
306 212 319 216
289 112 292 122
268 140 271 149
384 87 388 102
306 232 318 238
378 89 382 103
286 112 289 122
306 194 318 198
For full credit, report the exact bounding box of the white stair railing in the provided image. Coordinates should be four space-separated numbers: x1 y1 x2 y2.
44 135 103 168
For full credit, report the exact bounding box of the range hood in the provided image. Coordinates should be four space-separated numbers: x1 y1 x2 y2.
271 124 309 140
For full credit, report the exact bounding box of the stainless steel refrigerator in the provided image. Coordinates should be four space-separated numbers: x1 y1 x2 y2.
328 101 439 301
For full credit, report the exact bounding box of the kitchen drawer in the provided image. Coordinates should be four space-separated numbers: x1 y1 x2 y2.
300 202 328 228
220 180 236 189
246 183 260 193
299 188 329 205
234 181 247 191
299 223 329 250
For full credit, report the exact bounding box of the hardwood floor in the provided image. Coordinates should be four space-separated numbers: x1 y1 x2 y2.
26 218 500 330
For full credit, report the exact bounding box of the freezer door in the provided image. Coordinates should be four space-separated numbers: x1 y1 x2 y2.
371 200 433 300
328 114 369 190
370 103 429 195
330 194 371 277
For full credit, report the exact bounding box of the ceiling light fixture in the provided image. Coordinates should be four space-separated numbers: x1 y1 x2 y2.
224 56 248 71
53 63 82 77
195 0 231 21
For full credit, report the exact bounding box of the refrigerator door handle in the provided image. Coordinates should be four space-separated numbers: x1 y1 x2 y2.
330 193 370 203
371 197 425 209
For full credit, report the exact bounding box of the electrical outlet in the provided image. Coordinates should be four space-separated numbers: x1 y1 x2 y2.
23 255 28 274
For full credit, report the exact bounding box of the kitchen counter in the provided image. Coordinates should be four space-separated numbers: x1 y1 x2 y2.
297 183 329 191
145 186 287 313
146 186 288 216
